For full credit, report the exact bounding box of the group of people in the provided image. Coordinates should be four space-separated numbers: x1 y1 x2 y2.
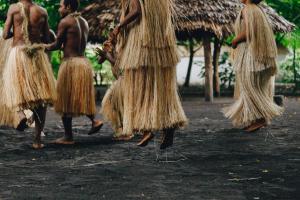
0 0 283 150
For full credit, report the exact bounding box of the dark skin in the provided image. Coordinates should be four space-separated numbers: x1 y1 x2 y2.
98 0 142 77
108 0 175 148
47 0 103 143
3 0 50 45
46 3 88 57
111 0 142 39
3 0 51 149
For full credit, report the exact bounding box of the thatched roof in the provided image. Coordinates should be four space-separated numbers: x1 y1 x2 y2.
82 0 120 42
82 0 295 42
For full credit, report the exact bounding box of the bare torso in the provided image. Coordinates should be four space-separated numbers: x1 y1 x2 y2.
61 16 89 58
3 2 50 47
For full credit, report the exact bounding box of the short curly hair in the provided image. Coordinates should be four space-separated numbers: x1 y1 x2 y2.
63 0 80 11
252 0 263 4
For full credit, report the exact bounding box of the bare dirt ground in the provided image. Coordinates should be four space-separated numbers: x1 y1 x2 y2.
0 98 299 200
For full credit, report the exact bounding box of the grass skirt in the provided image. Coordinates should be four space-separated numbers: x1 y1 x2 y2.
0 39 20 127
55 57 96 117
223 44 283 128
122 66 187 135
2 46 56 110
101 78 124 136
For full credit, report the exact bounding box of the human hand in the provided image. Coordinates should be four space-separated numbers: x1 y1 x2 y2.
232 39 238 49
95 47 106 64
112 24 121 38
103 40 114 53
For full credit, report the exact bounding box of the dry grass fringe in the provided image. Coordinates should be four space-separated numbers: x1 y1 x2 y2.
117 0 180 70
0 38 20 127
101 78 125 136
0 2 57 111
55 57 96 117
224 5 283 127
107 0 187 135
122 66 187 135
233 4 277 72
223 67 283 128
2 47 56 110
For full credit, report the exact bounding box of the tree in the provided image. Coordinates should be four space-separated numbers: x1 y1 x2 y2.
266 0 300 90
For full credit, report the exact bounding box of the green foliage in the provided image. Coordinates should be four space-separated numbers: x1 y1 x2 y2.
265 0 300 27
219 52 235 89
0 0 93 29
0 0 110 85
50 51 61 78
86 48 114 86
86 48 102 71
279 50 300 83
266 0 300 49
193 52 235 89
265 0 300 87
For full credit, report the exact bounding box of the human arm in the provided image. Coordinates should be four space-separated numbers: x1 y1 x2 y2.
41 12 51 44
46 20 68 51
112 0 142 37
2 5 16 39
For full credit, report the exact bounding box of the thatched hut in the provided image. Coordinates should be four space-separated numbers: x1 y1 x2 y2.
82 0 294 41
82 0 295 101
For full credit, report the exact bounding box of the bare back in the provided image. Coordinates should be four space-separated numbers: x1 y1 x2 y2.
3 2 50 47
62 15 89 58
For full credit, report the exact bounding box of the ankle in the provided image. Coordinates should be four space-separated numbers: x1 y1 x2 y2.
64 133 73 141
33 137 41 144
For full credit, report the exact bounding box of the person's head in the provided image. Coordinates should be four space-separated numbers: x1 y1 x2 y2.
241 0 263 4
251 0 263 4
59 0 80 17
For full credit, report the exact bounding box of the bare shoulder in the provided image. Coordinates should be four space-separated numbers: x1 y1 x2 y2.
79 16 89 29
58 16 71 28
33 4 48 17
7 3 20 15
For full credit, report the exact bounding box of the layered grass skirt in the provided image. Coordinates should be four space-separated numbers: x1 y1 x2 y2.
122 66 187 135
55 57 96 117
101 77 124 136
223 44 283 128
0 39 20 127
2 46 56 114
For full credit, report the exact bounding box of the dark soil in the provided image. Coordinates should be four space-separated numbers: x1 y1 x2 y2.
0 98 299 200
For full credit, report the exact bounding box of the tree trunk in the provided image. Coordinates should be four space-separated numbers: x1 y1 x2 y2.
184 37 194 87
213 38 221 97
203 35 213 102
293 41 297 91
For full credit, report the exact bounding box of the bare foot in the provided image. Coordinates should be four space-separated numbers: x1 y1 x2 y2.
243 125 251 130
88 120 104 135
137 132 154 147
113 134 134 141
245 119 267 132
53 137 75 145
32 143 45 149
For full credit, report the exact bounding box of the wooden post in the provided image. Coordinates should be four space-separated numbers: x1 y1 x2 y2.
293 40 297 91
203 34 213 102
184 36 194 87
213 38 221 97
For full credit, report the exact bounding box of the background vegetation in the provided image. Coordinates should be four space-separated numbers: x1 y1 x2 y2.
0 0 299 87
